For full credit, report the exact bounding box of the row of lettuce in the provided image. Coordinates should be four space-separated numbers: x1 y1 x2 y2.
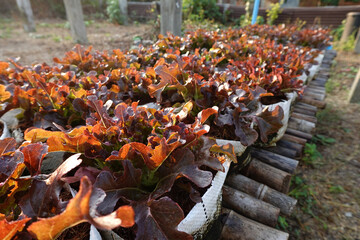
0 25 330 240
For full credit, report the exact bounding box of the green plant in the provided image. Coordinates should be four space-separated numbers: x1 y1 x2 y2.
277 216 289 230
0 26 12 39
289 176 317 215
334 32 357 51
332 19 358 52
183 0 223 22
266 0 284 25
316 106 341 124
329 185 345 194
331 19 345 41
106 0 126 24
313 134 336 145
302 143 322 166
241 1 252 26
84 20 95 27
52 35 61 43
325 76 341 93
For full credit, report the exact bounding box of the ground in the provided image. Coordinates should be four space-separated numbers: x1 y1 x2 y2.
1 18 360 240
286 52 360 240
0 18 154 66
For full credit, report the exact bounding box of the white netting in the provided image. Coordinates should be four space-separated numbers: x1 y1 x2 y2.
177 157 231 238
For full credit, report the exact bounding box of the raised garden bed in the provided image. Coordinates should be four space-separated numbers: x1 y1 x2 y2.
0 24 331 240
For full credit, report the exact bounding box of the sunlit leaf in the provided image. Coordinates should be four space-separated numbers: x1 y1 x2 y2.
0 218 31 240
27 176 135 240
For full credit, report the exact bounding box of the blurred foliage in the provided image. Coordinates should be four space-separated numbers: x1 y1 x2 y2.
266 0 284 25
321 0 340 5
106 0 126 24
332 19 357 51
183 0 223 22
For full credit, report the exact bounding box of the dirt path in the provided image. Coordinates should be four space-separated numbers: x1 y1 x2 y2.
287 52 360 240
0 18 154 66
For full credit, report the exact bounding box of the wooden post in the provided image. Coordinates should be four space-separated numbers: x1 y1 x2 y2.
282 133 307 146
277 139 304 155
160 0 182 36
16 0 36 32
355 28 360 54
226 174 297 216
348 67 360 103
118 0 128 25
250 148 299 173
291 112 317 124
63 0 88 44
263 145 298 159
222 185 280 227
220 210 289 240
286 128 313 141
300 96 326 109
340 12 360 44
241 158 292 193
288 117 316 134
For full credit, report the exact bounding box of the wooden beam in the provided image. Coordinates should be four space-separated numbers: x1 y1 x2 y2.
226 174 297 216
263 145 298 159
250 148 299 174
277 139 304 155
220 210 289 240
355 28 360 53
348 67 360 103
63 0 88 44
222 185 280 227
241 158 292 193
282 133 308 146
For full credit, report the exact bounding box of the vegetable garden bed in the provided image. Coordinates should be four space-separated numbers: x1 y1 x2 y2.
0 24 332 240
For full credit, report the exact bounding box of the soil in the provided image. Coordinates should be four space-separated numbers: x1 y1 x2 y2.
0 18 155 66
287 51 360 240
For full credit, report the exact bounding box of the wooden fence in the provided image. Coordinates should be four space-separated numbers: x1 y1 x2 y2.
127 2 360 28
1 1 360 28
